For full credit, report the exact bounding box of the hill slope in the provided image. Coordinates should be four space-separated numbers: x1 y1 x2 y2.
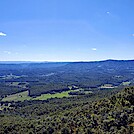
0 86 134 134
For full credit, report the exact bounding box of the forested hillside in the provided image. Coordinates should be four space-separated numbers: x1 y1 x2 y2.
0 87 134 133
0 60 134 133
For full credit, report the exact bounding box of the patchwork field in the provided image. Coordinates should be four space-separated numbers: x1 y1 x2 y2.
1 88 86 102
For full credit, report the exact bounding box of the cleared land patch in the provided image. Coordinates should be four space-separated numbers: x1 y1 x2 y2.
2 88 90 102
122 81 131 86
2 91 31 102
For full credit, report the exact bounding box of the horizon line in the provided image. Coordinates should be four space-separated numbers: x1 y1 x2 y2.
0 59 134 63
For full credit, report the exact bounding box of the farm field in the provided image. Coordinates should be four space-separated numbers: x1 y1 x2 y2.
122 81 131 86
2 91 31 102
1 88 84 102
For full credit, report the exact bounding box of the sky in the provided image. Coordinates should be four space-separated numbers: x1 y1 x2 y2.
0 0 134 61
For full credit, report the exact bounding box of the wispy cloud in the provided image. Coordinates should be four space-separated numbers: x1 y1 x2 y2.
132 34 134 37
106 11 110 14
92 48 97 51
0 32 6 36
4 51 11 54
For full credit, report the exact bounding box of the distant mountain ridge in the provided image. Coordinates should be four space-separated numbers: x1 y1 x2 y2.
0 59 134 64
0 59 134 97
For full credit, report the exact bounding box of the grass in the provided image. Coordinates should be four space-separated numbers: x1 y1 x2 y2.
9 82 20 86
122 81 131 86
2 91 31 102
2 88 82 102
34 89 81 100
34 91 70 100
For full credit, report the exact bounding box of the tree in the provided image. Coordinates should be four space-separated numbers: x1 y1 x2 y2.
61 127 70 134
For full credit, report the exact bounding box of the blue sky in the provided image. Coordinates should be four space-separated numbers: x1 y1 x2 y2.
0 0 134 61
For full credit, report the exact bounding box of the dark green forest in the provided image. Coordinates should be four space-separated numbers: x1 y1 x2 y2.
0 60 134 133
0 87 134 133
0 60 134 98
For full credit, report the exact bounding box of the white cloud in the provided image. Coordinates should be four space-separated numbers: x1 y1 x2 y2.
132 34 134 37
92 48 97 51
106 11 110 14
0 32 6 36
4 51 11 54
